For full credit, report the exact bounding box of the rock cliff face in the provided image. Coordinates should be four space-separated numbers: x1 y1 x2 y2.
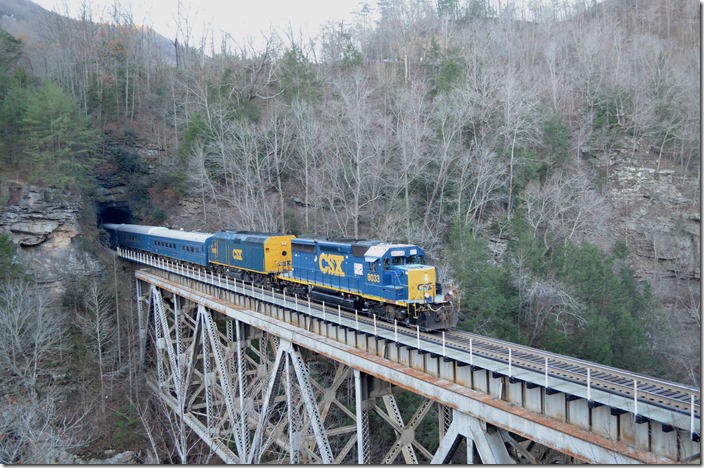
33 447 137 465
0 182 100 294
2 183 80 247
604 151 700 333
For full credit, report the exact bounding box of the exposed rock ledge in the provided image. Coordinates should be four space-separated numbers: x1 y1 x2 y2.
0 182 101 295
1 182 81 247
35 448 138 464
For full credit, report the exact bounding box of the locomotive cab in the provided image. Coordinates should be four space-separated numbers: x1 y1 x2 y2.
362 244 459 330
363 244 436 303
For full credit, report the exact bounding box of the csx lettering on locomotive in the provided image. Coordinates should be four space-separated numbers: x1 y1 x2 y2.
319 253 345 277
232 248 243 261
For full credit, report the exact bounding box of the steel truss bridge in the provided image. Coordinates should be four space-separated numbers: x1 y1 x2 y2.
120 248 701 464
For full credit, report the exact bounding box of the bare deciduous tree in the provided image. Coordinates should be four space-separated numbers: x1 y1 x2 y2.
262 105 295 232
0 391 89 464
324 72 390 238
77 278 118 415
459 145 508 235
520 173 610 252
290 99 324 233
186 141 220 226
133 391 213 464
421 90 466 234
390 81 434 241
0 280 67 399
510 254 586 346
498 72 542 217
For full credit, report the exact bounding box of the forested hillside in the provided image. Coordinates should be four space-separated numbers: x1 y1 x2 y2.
1 0 700 380
0 0 699 462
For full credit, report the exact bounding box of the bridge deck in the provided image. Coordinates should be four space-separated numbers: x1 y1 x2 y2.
124 249 701 464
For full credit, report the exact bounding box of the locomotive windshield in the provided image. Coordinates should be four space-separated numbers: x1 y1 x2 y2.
407 255 425 264
381 254 427 266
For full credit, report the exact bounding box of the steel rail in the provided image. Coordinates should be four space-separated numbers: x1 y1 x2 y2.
441 330 699 417
117 248 701 424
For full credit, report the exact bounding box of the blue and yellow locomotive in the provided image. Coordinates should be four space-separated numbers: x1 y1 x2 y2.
282 237 458 330
102 224 459 331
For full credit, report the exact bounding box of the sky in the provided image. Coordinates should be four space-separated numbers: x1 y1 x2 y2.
32 0 370 47
31 0 594 51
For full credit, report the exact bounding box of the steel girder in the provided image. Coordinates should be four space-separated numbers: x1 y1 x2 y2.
126 250 700 464
140 283 370 463
137 273 624 464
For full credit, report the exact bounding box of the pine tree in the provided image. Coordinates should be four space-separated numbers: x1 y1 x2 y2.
20 83 99 189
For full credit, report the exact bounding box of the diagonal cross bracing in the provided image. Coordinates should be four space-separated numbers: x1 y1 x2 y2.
135 270 693 464
198 304 246 456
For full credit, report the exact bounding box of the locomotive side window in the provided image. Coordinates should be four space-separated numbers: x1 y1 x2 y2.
293 243 316 254
369 261 377 272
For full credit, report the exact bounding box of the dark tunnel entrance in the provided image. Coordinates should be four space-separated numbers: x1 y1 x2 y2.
96 203 133 226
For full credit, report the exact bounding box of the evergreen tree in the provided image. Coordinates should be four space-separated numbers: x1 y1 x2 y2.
554 242 663 372
20 83 99 189
0 27 29 166
0 233 19 279
448 223 522 342
279 45 319 103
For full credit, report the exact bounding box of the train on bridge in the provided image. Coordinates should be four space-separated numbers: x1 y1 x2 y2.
103 223 460 331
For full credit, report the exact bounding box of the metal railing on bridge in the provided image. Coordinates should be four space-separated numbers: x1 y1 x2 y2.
120 247 701 464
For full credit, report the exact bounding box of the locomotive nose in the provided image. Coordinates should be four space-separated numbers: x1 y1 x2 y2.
407 267 436 302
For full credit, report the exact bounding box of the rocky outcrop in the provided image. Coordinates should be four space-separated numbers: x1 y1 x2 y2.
604 152 700 317
34 447 138 464
1 183 81 247
0 182 101 294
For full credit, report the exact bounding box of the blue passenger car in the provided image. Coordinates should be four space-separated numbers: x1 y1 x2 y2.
102 223 212 266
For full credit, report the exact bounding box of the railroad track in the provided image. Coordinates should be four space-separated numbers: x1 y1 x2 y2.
121 248 701 423
441 330 700 419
